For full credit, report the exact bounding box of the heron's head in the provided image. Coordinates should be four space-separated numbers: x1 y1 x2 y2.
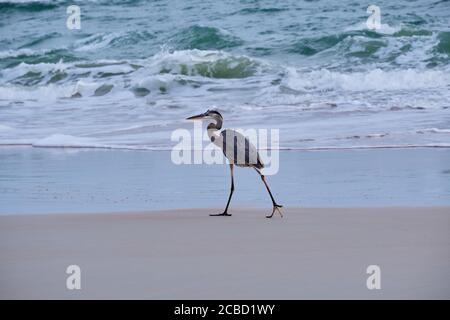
186 109 223 121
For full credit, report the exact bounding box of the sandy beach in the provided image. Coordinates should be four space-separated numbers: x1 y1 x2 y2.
1 207 449 299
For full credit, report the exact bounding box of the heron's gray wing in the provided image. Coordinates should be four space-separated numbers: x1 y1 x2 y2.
221 130 264 168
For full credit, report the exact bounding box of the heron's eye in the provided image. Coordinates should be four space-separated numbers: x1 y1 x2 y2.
211 136 215 142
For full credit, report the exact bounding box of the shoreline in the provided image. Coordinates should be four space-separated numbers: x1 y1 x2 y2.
0 144 449 151
1 207 449 299
0 205 449 217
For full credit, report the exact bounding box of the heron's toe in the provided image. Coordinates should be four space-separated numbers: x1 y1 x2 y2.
273 205 283 218
210 212 232 217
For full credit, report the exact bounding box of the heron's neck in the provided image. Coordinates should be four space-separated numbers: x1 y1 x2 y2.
207 123 220 141
207 120 222 143
209 116 222 130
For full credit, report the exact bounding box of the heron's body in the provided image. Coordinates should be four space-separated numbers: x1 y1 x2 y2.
187 109 283 218
209 128 264 169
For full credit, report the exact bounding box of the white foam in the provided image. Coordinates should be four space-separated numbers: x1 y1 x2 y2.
33 134 101 148
345 22 401 35
0 124 13 131
136 74 181 93
418 128 450 134
72 80 100 97
366 133 388 138
0 84 74 101
0 48 48 59
0 60 67 84
0 59 135 85
285 67 450 92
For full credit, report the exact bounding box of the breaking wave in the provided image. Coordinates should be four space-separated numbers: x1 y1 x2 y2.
283 67 450 92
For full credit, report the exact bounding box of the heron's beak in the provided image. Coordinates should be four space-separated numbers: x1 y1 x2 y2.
186 112 206 120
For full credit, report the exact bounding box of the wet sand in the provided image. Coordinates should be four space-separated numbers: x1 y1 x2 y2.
1 147 450 214
1 207 449 299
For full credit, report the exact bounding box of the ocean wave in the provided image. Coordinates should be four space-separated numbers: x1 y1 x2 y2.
288 25 448 69
26 133 165 150
145 49 261 79
416 128 450 134
288 34 349 56
0 49 266 101
2 47 449 103
0 0 63 2
74 33 119 52
0 0 60 12
1 60 68 86
1 49 263 86
281 144 450 151
70 81 114 98
0 48 79 69
2 24 446 74
235 7 288 15
345 22 401 36
284 67 450 92
0 48 49 59
72 31 156 52
0 84 74 101
0 59 136 86
170 25 244 51
436 31 450 55
17 32 61 49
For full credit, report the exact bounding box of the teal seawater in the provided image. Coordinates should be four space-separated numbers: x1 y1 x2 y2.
0 0 449 149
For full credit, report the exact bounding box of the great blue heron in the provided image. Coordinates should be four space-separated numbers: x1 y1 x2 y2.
186 109 283 218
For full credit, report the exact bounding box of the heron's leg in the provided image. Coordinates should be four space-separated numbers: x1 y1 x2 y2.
210 164 234 216
255 169 283 218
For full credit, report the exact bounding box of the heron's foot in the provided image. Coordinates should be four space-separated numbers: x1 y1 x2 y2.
266 204 283 219
210 212 232 217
